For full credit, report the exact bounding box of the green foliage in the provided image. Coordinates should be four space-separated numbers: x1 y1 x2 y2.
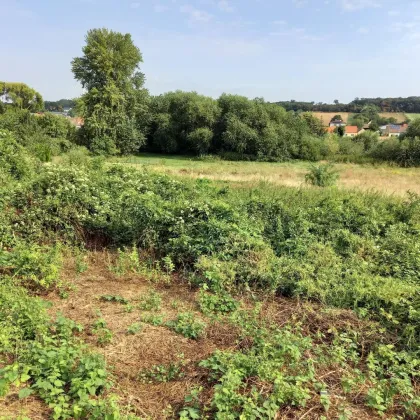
138 290 162 311
354 130 379 151
198 290 239 315
0 285 136 419
141 314 164 326
72 28 149 155
126 323 142 335
62 146 90 167
92 318 113 346
100 295 129 305
0 284 49 353
179 387 203 420
0 243 62 291
200 325 315 418
108 247 141 276
167 313 206 340
0 130 33 180
0 81 44 112
138 355 185 383
305 163 339 187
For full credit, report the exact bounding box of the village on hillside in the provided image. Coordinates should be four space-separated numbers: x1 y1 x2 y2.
317 113 408 138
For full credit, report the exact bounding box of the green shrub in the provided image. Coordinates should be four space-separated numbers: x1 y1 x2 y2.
0 130 33 180
138 290 162 311
198 290 239 315
62 146 90 166
138 355 185 383
167 313 206 339
0 243 62 291
305 163 339 187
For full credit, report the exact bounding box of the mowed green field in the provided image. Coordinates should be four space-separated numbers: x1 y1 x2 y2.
111 154 420 196
406 113 420 121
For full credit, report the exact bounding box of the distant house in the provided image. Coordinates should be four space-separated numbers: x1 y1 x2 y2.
329 119 346 127
382 124 408 137
69 117 84 128
344 126 359 137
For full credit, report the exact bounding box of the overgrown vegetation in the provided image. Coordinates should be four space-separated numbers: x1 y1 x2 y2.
1 26 419 420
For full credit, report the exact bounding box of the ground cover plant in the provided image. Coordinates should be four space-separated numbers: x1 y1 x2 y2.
1 137 419 418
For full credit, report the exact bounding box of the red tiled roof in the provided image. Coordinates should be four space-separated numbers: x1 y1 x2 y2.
70 117 84 126
345 126 359 134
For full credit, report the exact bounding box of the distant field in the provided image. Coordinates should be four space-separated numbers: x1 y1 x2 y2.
378 112 407 123
111 154 420 197
312 112 353 125
406 113 420 121
313 111 407 125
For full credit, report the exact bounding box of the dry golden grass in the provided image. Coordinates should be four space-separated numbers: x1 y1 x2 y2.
44 252 239 419
1 251 389 419
312 112 352 125
115 156 420 197
312 112 407 126
379 112 407 123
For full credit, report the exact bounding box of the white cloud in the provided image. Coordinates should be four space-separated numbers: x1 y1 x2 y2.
340 0 381 11
301 34 325 41
180 4 213 22
357 27 369 34
154 4 169 13
217 1 234 13
389 21 417 32
293 0 308 7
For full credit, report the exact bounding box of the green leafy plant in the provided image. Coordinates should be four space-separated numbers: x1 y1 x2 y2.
127 322 142 335
179 386 203 419
305 163 339 187
138 290 162 311
100 294 129 304
198 289 239 315
166 313 206 340
141 314 164 326
92 318 113 346
138 355 185 383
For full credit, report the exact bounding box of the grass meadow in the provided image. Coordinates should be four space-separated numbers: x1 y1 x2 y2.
111 154 420 197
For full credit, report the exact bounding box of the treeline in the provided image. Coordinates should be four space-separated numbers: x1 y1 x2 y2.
277 97 420 113
144 92 326 161
3 28 420 166
44 99 76 112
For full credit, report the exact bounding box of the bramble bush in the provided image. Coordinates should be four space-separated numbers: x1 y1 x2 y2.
3 163 419 348
1 154 419 418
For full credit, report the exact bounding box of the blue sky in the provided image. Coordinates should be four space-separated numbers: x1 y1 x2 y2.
2 0 420 102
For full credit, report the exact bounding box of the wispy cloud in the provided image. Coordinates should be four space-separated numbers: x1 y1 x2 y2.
389 21 418 32
293 0 308 8
357 27 369 34
340 0 382 11
217 1 234 13
180 4 213 22
154 4 169 13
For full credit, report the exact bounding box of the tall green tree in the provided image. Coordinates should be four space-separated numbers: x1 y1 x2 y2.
0 82 44 112
71 28 149 155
